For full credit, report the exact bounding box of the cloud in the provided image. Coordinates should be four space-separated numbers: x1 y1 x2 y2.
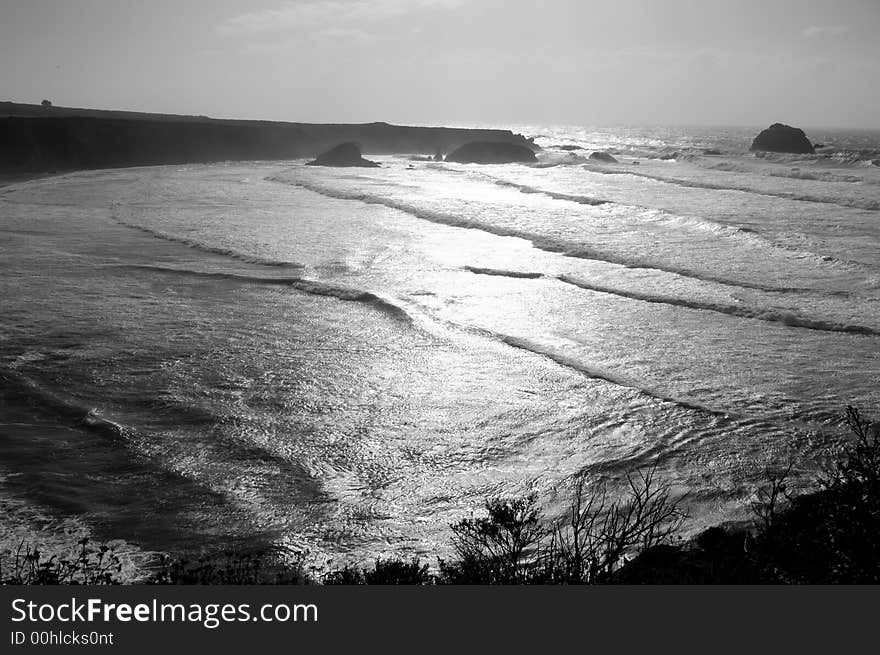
218 0 465 36
802 25 849 38
238 39 303 55
238 27 376 55
316 27 377 43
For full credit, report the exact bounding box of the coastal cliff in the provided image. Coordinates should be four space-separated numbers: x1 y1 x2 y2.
0 116 308 172
0 102 537 173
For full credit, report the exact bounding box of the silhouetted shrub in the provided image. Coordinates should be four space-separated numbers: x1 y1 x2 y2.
442 494 547 584
146 547 308 585
0 538 124 585
365 557 432 584
322 565 365 585
438 468 685 584
324 557 433 585
546 467 686 583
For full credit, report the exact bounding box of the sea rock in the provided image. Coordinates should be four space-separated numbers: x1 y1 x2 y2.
306 142 380 167
703 149 722 155
555 144 583 151
444 141 537 164
750 123 815 154
589 151 618 163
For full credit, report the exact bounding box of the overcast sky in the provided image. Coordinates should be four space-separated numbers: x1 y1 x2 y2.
2 0 878 128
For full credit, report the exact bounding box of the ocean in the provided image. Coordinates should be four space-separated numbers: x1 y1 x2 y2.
2 124 879 571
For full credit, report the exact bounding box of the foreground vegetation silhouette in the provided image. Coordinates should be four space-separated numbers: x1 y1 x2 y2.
2 406 877 585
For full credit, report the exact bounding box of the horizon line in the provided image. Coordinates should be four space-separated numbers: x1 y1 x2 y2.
3 99 879 133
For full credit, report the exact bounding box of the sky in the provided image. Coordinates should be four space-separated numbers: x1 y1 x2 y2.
2 0 879 128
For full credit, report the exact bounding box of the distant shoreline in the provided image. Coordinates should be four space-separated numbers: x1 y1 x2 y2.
1 101 537 176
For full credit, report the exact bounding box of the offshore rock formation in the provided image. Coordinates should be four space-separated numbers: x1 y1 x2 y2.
445 141 538 164
750 123 815 154
588 151 618 163
306 142 379 167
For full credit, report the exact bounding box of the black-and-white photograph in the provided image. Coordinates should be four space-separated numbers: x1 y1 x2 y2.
1 0 879 590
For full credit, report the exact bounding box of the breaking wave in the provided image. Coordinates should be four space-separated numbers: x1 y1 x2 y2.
114 264 413 323
111 214 306 268
463 266 543 279
489 179 609 205
495 335 730 417
462 267 876 335
557 275 880 336
582 166 880 211
474 173 864 271
274 176 812 294
0 368 126 440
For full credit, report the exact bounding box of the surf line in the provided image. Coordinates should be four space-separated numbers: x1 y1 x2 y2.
461 267 876 336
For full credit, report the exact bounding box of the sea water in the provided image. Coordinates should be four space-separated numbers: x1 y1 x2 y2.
2 124 879 568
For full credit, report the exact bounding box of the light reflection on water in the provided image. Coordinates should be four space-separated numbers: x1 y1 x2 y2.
1 150 879 564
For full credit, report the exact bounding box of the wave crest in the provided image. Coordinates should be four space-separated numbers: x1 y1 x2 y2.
558 275 879 336
112 214 306 268
115 264 413 323
582 165 880 211
273 174 810 294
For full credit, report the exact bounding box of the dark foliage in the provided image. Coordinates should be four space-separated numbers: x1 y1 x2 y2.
441 494 547 583
146 547 308 585
439 467 685 584
324 557 433 585
0 538 124 585
545 467 685 583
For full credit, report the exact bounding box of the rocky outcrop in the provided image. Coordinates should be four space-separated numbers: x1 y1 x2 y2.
445 141 537 164
750 123 815 154
588 151 618 163
290 122 537 157
306 142 379 167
